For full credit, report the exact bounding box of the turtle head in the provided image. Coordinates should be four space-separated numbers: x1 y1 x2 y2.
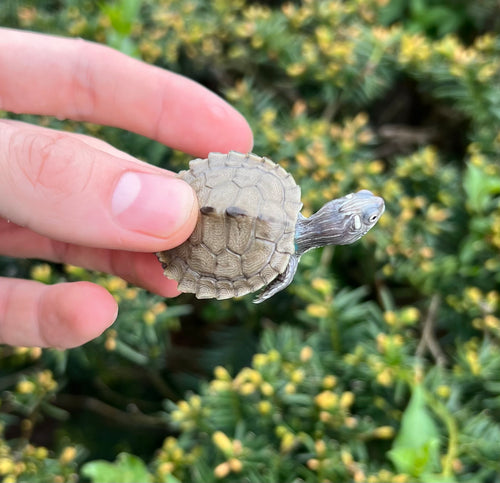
327 189 385 244
295 189 385 255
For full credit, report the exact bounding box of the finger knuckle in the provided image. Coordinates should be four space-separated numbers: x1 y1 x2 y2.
67 39 101 119
9 129 95 200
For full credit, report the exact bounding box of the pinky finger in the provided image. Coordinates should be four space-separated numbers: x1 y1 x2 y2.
0 279 117 348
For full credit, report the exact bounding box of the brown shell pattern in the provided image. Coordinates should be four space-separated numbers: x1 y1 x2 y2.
157 152 302 300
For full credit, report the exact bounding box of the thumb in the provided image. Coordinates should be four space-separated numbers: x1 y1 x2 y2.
0 120 198 251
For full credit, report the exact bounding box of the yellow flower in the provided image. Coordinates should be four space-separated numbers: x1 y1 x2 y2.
275 425 287 438
290 369 304 384
15 461 26 474
214 366 231 381
124 288 138 300
35 446 49 459
322 375 337 389
436 385 451 399
300 346 313 362
341 449 353 466
400 307 420 325
306 304 329 318
248 369 263 385
474 33 495 51
307 458 320 470
466 349 481 375
213 431 233 455
258 401 272 415
267 349 281 362
319 411 332 423
31 264 52 283
376 368 393 387
484 315 500 330
252 353 268 368
368 160 384 174
239 382 256 396
105 336 116 351
311 278 332 295
30 347 42 359
287 63 306 76
419 246 434 259
383 311 397 326
345 416 358 428
354 469 367 482
260 382 274 397
14 346 29 355
171 447 184 462
399 33 431 63
38 370 57 391
427 204 449 223
0 457 14 475
392 474 409 483
281 2 295 18
163 437 177 451
59 446 77 464
106 276 127 293
376 333 387 352
280 432 296 452
314 439 326 456
487 291 500 310
17 380 36 394
152 302 167 315
189 395 201 409
158 462 175 476
64 264 87 278
315 25 331 52
465 287 482 305
315 390 338 410
340 391 355 409
228 457 243 473
142 310 156 325
176 400 190 415
478 64 497 82
214 461 230 479
373 426 395 439
261 108 277 124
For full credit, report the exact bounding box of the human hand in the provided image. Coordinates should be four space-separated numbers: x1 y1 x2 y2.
0 28 253 348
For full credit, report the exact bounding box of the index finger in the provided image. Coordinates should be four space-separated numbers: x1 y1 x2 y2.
0 28 253 157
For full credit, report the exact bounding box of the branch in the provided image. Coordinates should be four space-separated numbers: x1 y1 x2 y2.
54 394 171 431
416 294 447 366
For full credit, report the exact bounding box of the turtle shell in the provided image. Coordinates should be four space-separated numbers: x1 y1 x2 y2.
157 152 302 300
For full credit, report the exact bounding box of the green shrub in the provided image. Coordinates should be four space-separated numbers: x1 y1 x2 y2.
1 0 500 481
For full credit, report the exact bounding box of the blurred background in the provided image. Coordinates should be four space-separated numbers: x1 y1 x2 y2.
1 0 500 481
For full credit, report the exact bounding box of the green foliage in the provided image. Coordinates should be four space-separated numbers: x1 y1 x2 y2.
98 0 142 55
81 452 154 483
1 0 500 482
388 383 441 479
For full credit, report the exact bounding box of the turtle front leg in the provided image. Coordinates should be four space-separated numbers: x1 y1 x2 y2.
253 255 300 304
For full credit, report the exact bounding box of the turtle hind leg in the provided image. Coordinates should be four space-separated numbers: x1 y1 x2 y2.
253 255 300 304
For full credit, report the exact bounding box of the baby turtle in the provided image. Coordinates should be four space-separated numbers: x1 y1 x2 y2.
158 152 384 303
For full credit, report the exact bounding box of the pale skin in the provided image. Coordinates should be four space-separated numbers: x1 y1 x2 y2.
0 28 254 348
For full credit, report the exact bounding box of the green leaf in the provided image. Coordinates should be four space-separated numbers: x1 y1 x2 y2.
388 384 441 477
463 163 500 214
81 453 152 483
389 439 440 476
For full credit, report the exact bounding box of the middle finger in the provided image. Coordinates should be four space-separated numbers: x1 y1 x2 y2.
0 218 179 297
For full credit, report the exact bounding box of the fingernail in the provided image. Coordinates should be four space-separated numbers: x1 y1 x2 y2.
111 172 195 237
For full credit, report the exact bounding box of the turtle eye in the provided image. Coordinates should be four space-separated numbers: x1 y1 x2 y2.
363 208 380 224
